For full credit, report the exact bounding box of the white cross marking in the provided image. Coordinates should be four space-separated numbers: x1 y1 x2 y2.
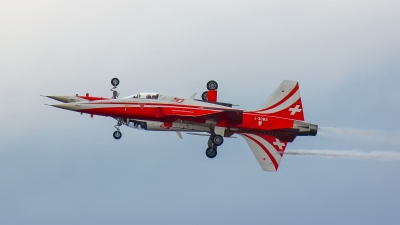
289 105 302 115
273 138 285 150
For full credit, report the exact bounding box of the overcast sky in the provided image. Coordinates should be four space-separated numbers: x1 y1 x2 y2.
1 0 400 224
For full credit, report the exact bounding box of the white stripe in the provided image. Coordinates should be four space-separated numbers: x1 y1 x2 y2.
240 134 277 171
258 80 298 110
246 133 282 164
76 104 223 111
257 90 300 114
91 101 233 110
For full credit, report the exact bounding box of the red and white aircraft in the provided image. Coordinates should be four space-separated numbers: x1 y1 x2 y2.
46 78 318 171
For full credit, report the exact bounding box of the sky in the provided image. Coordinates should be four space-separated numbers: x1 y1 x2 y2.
1 0 400 224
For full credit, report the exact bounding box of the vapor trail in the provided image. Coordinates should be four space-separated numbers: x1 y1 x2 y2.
285 150 400 161
319 127 400 144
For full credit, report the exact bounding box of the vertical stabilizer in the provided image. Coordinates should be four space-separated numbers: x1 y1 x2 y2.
255 80 305 121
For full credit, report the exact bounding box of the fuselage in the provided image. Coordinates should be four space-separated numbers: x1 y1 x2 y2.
47 79 319 171
52 92 317 140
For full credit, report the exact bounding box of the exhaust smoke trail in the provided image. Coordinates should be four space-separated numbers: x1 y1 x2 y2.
319 127 400 144
284 150 400 161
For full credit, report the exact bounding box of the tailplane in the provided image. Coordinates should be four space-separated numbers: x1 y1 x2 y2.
255 80 305 121
240 133 288 172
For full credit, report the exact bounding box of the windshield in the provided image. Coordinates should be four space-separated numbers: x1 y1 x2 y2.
128 93 159 99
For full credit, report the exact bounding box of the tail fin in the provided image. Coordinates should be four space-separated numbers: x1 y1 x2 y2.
255 80 305 121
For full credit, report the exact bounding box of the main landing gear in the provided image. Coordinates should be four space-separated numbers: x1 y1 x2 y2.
205 134 224 158
201 80 218 101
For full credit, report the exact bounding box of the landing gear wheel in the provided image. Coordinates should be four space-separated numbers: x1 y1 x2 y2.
205 147 217 158
211 135 224 146
111 78 120 87
206 80 218 90
113 130 122 140
201 91 208 101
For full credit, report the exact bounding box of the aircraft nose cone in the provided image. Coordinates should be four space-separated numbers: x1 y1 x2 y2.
51 103 81 111
45 96 73 103
44 96 84 103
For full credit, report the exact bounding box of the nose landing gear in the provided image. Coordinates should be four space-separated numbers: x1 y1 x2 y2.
113 118 123 140
113 130 122 139
110 77 120 99
111 78 120 87
110 77 123 140
201 80 218 101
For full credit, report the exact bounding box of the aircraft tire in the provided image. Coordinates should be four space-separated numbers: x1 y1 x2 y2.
211 135 224 146
205 147 217 158
206 80 218 90
201 91 208 101
113 131 122 140
111 78 120 87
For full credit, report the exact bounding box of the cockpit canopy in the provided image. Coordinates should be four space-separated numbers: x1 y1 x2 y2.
124 93 160 99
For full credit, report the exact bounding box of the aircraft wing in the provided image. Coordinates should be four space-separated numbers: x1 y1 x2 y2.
240 133 288 172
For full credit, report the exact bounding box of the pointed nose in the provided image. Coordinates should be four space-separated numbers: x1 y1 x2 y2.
44 95 86 103
45 96 72 103
51 103 81 111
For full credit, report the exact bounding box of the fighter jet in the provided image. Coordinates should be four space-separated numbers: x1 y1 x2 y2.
45 78 318 171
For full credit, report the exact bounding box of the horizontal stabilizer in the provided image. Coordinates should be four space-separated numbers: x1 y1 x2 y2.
240 133 288 172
